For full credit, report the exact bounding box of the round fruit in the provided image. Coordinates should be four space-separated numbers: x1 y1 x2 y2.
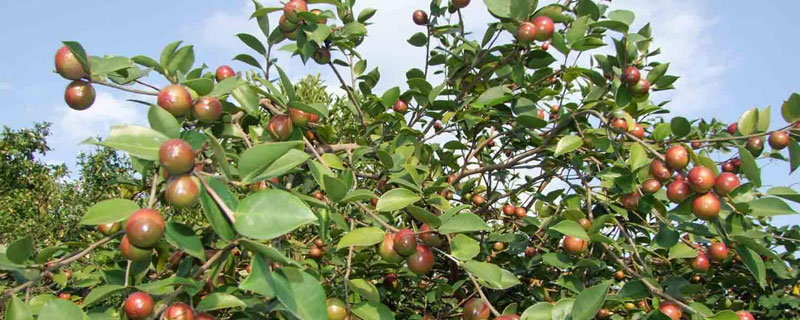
413 10 428 25
462 298 490 320
166 175 200 208
630 78 651 97
452 0 471 9
326 298 347 320
434 121 443 131
524 247 536 257
383 273 398 290
215 65 235 82
615 270 626 281
745 137 764 156
631 124 645 139
667 180 691 203
659 302 682 320
55 46 87 80
621 66 641 85
709 242 728 261
268 114 293 141
125 209 165 248
393 99 408 113
407 245 434 275
124 292 154 320
541 41 550 50
533 16 555 41
313 47 331 64
714 172 740 196
664 145 689 170
64 80 95 110
157 84 193 117
687 166 715 193
283 0 308 23
98 222 121 236
578 218 591 231
691 251 710 272
620 193 640 211
164 303 194 320
493 242 504 251
768 130 790 150
159 139 195 175
419 224 443 247
502 204 515 216
727 122 738 135
310 9 327 24
651 159 673 182
314 239 324 248
393 228 418 256
193 97 222 123
379 233 404 263
691 141 702 149
313 191 324 200
289 108 312 127
514 207 527 218
196 313 215 320
736 311 755 320
563 235 588 255
496 315 520 320
471 194 486 206
120 236 151 261
692 193 721 220
517 22 537 44
279 14 298 32
721 161 735 173
58 292 71 300
611 118 628 132
596 309 611 319
309 246 323 259
642 179 662 194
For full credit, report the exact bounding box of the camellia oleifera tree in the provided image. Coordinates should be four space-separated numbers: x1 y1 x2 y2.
3 0 800 319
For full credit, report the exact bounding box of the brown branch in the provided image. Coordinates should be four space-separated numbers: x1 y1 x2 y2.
329 62 366 126
93 79 159 96
354 202 398 232
194 173 236 224
147 171 160 209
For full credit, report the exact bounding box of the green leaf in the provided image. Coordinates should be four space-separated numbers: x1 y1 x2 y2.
554 135 582 156
234 189 317 240
357 8 378 23
208 77 246 97
566 16 590 45
549 220 589 240
732 235 779 260
233 54 262 70
376 189 420 212
521 302 553 320
323 175 348 203
450 234 480 261
736 246 766 288
738 108 759 135
667 243 697 260
571 281 611 320
652 123 672 141
276 65 296 102
238 141 305 184
343 22 368 37
757 106 771 132
5 295 33 320
199 177 237 241
789 137 800 174
336 227 384 250
748 197 796 216
83 285 125 307
147 105 180 138
473 86 513 107
462 260 521 290
267 267 327 320
6 236 33 264
87 125 170 161
239 254 275 297
629 143 649 171
646 63 669 83
79 198 139 225
347 279 380 303
351 301 396 320
571 37 605 51
89 56 133 76
306 24 332 46
483 0 513 18
438 213 490 234
781 93 800 123
166 45 194 75
38 299 84 320
232 85 259 116
132 55 159 69
618 280 649 299
159 40 182 71
407 206 442 228
670 117 691 138
551 298 575 320
608 10 635 25
340 189 379 203
164 222 205 261
236 33 266 55
62 41 90 74
182 78 214 96
240 239 300 267
196 293 246 311
407 32 428 47
767 186 800 204
706 311 740 320
737 146 761 187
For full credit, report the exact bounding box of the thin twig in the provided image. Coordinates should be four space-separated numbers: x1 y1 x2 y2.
147 171 159 209
93 79 159 96
194 173 236 224
354 203 398 232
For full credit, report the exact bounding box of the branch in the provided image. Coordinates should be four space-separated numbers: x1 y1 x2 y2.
194 173 236 224
329 62 366 126
93 79 159 96
354 203 398 232
147 171 159 209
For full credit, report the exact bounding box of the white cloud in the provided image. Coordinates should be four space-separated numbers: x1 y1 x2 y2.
51 90 147 151
0 82 10 91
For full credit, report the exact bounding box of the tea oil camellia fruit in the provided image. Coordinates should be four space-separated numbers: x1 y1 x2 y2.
64 80 95 110
98 222 120 236
383 273 399 290
327 298 347 320
419 224 443 247
193 97 222 123
630 78 651 97
289 108 312 127
159 139 195 175
313 47 331 64
745 136 764 156
393 99 408 113
462 298 490 320
631 124 645 139
452 0 471 9
651 159 673 182
692 193 721 220
563 235 588 254
309 246 323 259
310 9 327 24
166 175 200 208
687 166 715 193
196 313 215 320
615 270 626 281
157 84 193 117
578 218 591 231
768 130 790 150
283 0 308 23
378 233 404 263
413 10 428 25
120 235 152 261
659 302 682 320
393 228 418 256
124 292 154 320
407 244 434 275
471 194 485 206
721 161 735 173
496 315 520 320
55 46 87 80
621 66 641 85
125 208 166 248
164 302 194 320
515 207 527 218
611 118 628 132
736 311 755 320
532 16 555 41
714 172 740 196
215 65 235 82
709 242 728 261
727 122 738 135
664 145 689 170
279 14 298 33
691 251 710 272
268 114 293 141
642 179 662 194
517 22 537 44
620 192 640 211
58 292 71 300
502 204 515 216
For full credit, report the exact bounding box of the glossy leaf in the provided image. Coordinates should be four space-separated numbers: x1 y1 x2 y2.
336 227 384 250
234 189 316 240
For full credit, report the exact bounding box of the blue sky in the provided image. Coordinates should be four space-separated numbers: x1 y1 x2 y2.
0 1 797 224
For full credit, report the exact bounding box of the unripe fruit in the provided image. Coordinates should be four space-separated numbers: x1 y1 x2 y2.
714 172 740 196
378 233 404 263
314 239 324 248
493 242 504 251
691 274 703 283
736 311 755 320
283 0 308 23
471 194 485 206
309 9 327 24
309 246 323 259
578 218 591 231
665 145 689 170
413 10 428 25
268 114 293 141
621 66 640 85
650 159 673 182
215 65 235 82
631 124 645 139
193 97 222 123
768 130 790 150
98 222 121 236
452 0 471 9
692 193 721 220
196 313 215 320
620 193 640 211
58 292 71 300
419 224 443 247
55 46 87 80
164 302 194 320
667 180 691 203
327 298 347 320
370 197 378 207
313 47 331 65
563 235 588 255
517 22 537 44
687 166 715 193
407 245 434 275
611 118 628 132
393 228 418 256
514 207 527 218
745 137 763 156
727 123 738 135
393 99 408 113
462 298 490 320
709 242 728 261
549 105 560 120
502 204 516 216
659 302 682 320
532 16 555 41
691 251 710 272
159 139 195 175
289 108 313 127
124 292 154 320
642 179 662 194
158 84 193 117
64 80 96 110
279 14 298 32
496 315 520 320
125 209 165 248
120 236 152 261
630 78 651 97
615 270 625 281
166 175 200 208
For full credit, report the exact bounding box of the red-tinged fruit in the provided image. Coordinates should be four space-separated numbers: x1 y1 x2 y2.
159 139 195 175
289 108 312 127
64 80 95 110
541 41 550 50
98 222 121 236
393 99 408 113
407 244 434 275
615 270 626 281
578 218 592 231
196 313 215 320
327 298 347 320
709 242 728 261
125 209 165 248
164 302 194 320
727 122 738 135
563 235 588 255
279 14 298 32
166 175 200 208
120 235 152 261
524 247 536 257
124 292 154 320
768 130 790 150
462 298 490 320
721 161 735 173
493 242 504 251
687 166 715 193
745 137 764 156
471 194 486 206
665 145 689 170
193 97 222 123
532 16 555 41
393 228 418 256
667 180 691 203
517 22 537 43
692 193 721 220
283 0 308 23
691 251 710 272
383 273 398 290
157 84 193 117
55 46 87 80
268 114 293 141
642 179 662 194
413 10 428 25
215 65 235 82
611 118 628 132
631 124 645 139
420 224 443 247
659 302 682 320
378 233 404 263
452 0 471 9
714 172 740 196
621 66 641 85
630 78 650 97
309 246 323 259
736 311 755 320
514 207 527 218
58 292 71 300
313 47 331 64
310 9 327 24
651 159 673 182
621 192 640 211
496 315 520 320
502 204 515 216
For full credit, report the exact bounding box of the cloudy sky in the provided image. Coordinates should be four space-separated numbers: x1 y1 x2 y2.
0 1 798 224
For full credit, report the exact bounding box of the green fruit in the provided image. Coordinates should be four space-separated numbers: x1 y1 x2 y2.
327 298 347 320
313 47 331 65
378 233 404 263
159 139 195 175
64 80 95 110
124 209 165 248
165 175 200 208
120 236 152 261
193 96 222 123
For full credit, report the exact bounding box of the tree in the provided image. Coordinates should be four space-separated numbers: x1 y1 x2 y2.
3 0 800 319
